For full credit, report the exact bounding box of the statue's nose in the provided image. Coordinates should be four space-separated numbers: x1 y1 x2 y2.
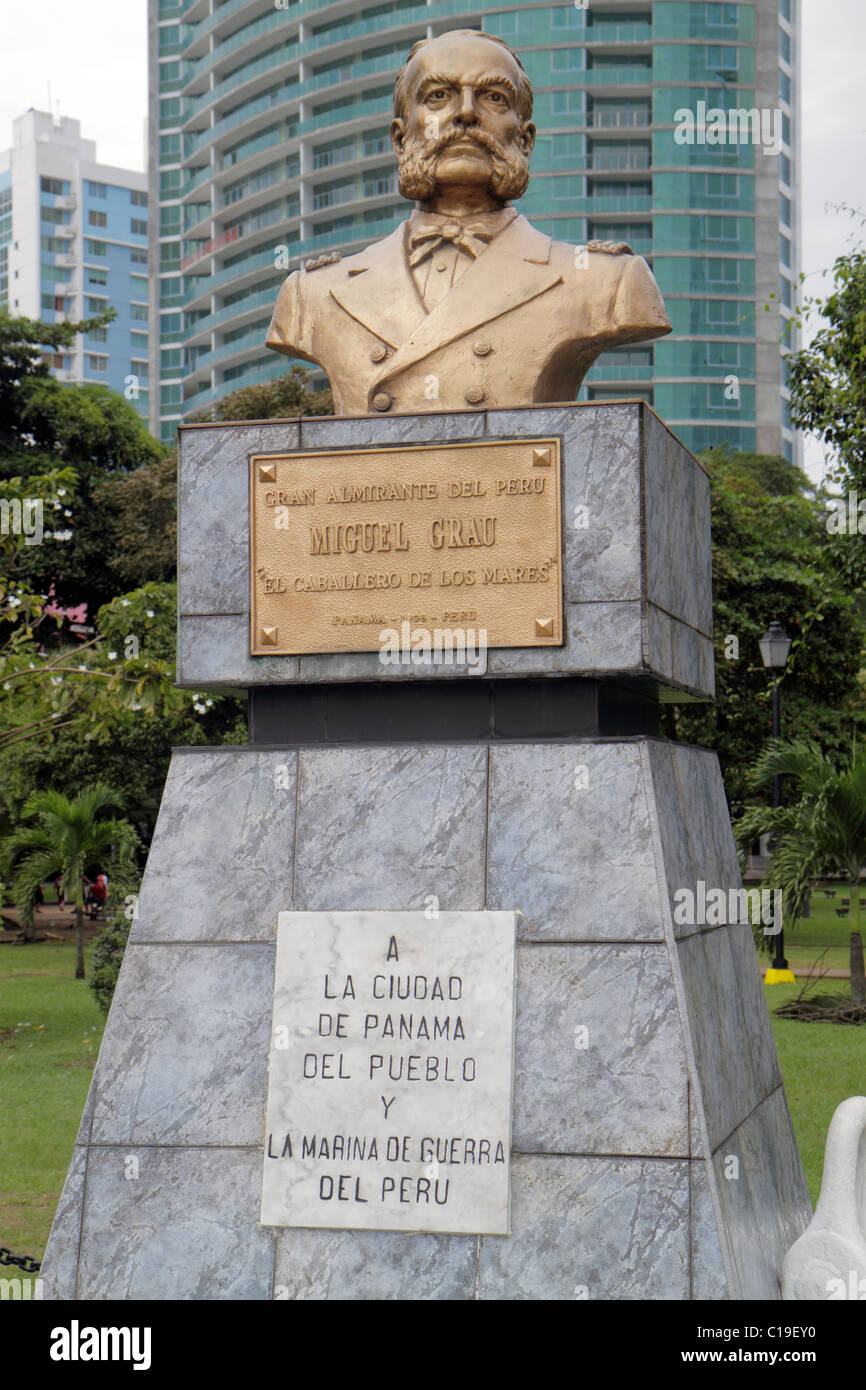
455 88 478 125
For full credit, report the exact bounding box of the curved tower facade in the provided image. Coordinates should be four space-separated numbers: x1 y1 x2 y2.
149 0 799 461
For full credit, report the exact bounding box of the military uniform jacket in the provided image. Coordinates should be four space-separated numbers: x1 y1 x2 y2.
265 213 671 416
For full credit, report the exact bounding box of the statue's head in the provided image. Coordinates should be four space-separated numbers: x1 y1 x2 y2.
391 29 536 206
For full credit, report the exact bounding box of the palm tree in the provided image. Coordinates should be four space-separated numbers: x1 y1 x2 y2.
735 740 866 1005
0 784 134 979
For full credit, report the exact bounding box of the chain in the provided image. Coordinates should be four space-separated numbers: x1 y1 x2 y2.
0 1245 41 1274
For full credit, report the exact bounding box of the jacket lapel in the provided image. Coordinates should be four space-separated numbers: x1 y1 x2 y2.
375 215 560 383
328 224 426 349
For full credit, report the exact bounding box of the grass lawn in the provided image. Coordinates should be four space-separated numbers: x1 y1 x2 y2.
765 980 866 1206
0 942 104 1277
758 887 864 975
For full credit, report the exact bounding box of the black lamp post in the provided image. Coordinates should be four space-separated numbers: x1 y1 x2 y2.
759 621 792 970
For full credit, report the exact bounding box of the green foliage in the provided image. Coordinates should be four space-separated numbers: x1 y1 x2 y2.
785 230 866 587
186 363 333 422
94 455 177 589
0 308 116 417
0 582 246 835
0 783 138 978
0 311 166 615
735 740 866 950
670 449 866 808
97 581 179 664
786 242 866 489
89 914 131 1015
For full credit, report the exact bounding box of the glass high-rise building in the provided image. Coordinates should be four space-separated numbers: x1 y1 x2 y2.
1 110 150 420
150 0 799 460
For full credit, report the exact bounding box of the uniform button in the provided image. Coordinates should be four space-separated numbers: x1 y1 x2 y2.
465 386 486 405
473 340 492 356
436 262 447 272
369 344 387 362
371 391 392 412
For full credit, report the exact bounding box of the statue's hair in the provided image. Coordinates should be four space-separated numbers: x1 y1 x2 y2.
393 30 534 122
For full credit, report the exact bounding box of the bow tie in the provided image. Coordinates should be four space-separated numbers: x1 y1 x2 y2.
408 220 495 266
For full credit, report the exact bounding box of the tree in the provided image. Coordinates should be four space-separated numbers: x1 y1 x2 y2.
186 363 333 422
0 784 138 979
670 449 866 809
786 241 866 488
0 581 246 835
0 311 166 614
95 455 177 588
785 230 866 586
735 740 866 1003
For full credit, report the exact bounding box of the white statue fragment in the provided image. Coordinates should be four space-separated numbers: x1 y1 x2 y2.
781 1096 866 1300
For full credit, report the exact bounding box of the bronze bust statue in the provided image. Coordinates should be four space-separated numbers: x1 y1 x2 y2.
266 29 671 416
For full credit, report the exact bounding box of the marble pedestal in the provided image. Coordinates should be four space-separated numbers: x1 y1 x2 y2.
41 404 810 1299
41 738 810 1300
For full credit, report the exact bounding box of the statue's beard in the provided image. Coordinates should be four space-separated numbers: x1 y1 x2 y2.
396 128 530 203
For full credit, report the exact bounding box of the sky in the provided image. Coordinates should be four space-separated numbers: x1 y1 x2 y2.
1 0 864 482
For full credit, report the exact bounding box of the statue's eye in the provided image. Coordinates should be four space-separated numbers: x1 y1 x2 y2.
428 88 448 101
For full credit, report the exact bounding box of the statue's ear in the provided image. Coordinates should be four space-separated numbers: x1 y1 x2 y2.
391 118 406 155
520 122 537 158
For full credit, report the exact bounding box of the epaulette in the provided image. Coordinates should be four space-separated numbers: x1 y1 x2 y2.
585 239 634 255
304 251 342 271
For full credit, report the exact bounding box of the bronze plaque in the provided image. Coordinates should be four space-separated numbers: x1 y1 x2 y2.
249 438 562 656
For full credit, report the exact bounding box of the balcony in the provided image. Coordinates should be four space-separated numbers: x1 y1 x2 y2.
181 224 242 272
582 66 653 86
589 111 652 129
585 23 653 45
306 3 426 54
587 148 651 171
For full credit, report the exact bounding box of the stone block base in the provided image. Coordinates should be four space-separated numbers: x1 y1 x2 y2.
41 738 810 1300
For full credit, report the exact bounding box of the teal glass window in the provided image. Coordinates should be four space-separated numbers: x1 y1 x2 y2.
552 48 584 72
550 6 585 30
589 140 650 171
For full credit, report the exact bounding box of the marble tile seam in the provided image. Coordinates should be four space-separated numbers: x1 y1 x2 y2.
642 601 715 641
126 938 276 947
178 609 246 618
510 1148 692 1161
71 1143 90 1301
512 936 669 946
73 1142 265 1151
708 1082 788 1160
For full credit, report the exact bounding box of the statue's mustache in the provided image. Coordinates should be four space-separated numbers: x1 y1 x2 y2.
426 129 510 159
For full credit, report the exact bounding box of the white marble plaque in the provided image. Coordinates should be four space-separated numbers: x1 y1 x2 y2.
261 910 517 1235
